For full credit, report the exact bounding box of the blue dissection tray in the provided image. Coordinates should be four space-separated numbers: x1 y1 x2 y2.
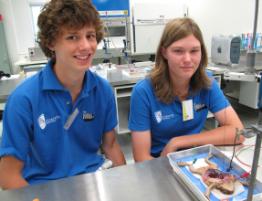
168 144 262 201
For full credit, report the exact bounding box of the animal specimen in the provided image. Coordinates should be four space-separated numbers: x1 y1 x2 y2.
177 154 248 200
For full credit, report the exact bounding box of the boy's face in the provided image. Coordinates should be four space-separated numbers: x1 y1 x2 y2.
50 25 97 74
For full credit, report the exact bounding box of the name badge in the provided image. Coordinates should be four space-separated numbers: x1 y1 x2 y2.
64 108 79 130
82 112 95 121
182 99 194 121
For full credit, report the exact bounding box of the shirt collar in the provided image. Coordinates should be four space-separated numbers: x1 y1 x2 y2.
42 60 64 91
81 70 97 97
42 60 97 95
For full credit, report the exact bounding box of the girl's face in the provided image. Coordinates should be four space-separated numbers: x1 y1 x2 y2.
161 34 202 83
50 25 97 74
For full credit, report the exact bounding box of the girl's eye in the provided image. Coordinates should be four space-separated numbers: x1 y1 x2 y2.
191 49 200 53
173 49 183 54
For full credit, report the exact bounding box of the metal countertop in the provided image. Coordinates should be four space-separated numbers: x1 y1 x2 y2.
106 67 145 87
0 66 145 101
0 76 25 102
0 157 197 201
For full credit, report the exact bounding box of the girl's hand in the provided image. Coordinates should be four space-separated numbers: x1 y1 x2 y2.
160 138 179 156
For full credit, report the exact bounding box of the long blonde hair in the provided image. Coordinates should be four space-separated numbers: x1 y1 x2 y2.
150 17 210 104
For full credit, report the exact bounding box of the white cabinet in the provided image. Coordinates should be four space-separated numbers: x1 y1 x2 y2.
0 21 11 74
131 2 184 54
239 81 259 109
114 84 135 134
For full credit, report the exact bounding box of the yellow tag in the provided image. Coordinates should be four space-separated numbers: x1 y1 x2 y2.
182 99 194 121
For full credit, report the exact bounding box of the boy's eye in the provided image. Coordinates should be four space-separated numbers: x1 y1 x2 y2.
87 33 96 40
66 35 78 40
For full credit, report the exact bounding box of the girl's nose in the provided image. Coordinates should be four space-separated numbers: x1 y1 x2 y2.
183 52 191 62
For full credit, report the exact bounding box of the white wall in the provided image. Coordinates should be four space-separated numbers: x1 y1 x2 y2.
0 0 19 73
0 0 35 73
187 0 262 55
0 0 261 73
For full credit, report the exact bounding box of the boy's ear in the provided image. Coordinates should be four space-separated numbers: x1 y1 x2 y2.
48 40 57 51
48 44 55 51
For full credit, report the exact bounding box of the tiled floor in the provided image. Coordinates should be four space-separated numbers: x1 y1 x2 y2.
116 133 134 164
229 97 259 127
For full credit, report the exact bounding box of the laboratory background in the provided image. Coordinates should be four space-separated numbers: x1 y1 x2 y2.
0 0 262 200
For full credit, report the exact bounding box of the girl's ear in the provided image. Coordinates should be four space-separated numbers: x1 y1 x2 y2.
161 47 167 59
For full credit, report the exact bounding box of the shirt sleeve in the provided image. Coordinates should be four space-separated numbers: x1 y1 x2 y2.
128 81 151 131
0 92 33 162
208 78 230 113
103 83 118 133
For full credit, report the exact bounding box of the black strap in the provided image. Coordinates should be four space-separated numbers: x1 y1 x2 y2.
0 110 3 121
0 71 11 79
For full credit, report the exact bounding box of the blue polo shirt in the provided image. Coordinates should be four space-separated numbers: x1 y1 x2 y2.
0 60 117 184
128 78 229 156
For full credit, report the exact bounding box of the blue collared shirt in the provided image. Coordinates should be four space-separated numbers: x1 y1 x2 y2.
0 60 117 184
128 77 229 156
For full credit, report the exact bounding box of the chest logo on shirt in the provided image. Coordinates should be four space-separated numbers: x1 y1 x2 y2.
154 111 175 123
38 114 61 130
38 114 46 129
154 111 162 123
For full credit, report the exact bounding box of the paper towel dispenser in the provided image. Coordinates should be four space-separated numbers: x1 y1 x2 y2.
211 35 241 66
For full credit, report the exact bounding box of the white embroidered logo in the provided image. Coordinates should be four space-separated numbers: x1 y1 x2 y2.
38 114 61 130
154 111 175 123
154 111 162 123
38 114 46 129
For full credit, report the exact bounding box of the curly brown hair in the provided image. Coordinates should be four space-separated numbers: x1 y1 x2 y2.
37 0 104 59
150 17 210 104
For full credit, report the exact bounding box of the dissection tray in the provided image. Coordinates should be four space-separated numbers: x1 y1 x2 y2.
167 144 262 201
